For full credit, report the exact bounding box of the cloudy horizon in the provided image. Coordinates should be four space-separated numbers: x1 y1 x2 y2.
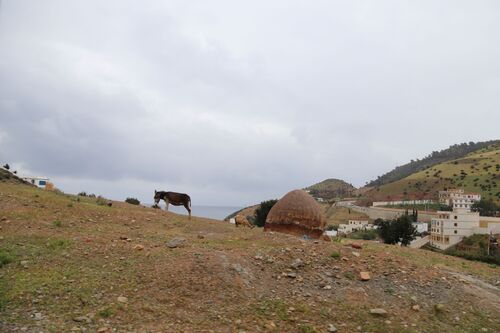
1 1 499 206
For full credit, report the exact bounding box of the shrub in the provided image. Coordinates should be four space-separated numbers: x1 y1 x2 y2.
0 250 13 268
125 197 140 205
253 199 278 227
78 191 87 197
326 225 338 231
53 220 63 227
349 229 377 240
330 251 340 259
96 197 108 206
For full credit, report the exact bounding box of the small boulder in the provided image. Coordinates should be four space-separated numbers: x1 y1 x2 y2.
328 324 337 332
369 308 388 317
359 271 371 281
286 272 297 278
117 296 128 303
351 243 362 249
133 244 144 251
290 259 304 269
166 237 186 248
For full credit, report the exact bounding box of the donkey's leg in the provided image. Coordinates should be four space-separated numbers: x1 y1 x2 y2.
184 203 191 219
164 200 169 211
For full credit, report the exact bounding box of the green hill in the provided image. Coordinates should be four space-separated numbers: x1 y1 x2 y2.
305 178 356 200
364 143 500 204
367 140 499 187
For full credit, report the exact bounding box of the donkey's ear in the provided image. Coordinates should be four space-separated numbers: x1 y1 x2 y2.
154 190 157 194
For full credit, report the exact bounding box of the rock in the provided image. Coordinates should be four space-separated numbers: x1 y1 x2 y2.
133 244 144 251
197 234 205 239
166 237 186 248
359 271 371 281
328 324 337 332
434 304 445 312
369 308 388 317
351 243 362 249
323 285 332 290
73 316 90 323
411 304 420 311
286 272 297 278
341 257 349 261
117 296 128 303
290 259 304 269
352 251 360 257
97 328 110 333
33 312 43 320
480 328 488 332
20 260 29 268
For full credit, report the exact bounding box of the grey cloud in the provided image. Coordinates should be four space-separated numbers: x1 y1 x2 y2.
1 0 499 205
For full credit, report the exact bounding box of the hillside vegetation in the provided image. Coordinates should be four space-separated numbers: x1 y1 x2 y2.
1 182 499 332
363 143 500 204
305 178 356 201
367 140 499 187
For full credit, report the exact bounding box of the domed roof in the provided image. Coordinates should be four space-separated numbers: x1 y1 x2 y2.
265 190 326 238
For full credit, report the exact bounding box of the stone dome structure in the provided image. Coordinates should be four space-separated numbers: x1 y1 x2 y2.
264 189 326 238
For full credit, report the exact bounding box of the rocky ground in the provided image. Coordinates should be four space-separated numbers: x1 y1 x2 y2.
0 182 499 333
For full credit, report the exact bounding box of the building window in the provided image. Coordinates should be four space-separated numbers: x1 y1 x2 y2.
454 216 457 219
454 230 457 234
454 223 457 227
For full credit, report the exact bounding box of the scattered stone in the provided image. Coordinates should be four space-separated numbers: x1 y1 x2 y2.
341 257 349 261
411 304 420 311
254 255 263 260
166 237 186 248
352 251 360 257
33 312 43 320
117 296 128 303
97 328 110 333
73 316 90 323
197 234 205 239
286 272 297 278
290 259 304 269
434 304 445 313
328 324 337 332
480 328 488 332
351 243 362 249
20 260 29 268
323 285 332 290
359 271 371 281
369 308 388 317
133 244 144 251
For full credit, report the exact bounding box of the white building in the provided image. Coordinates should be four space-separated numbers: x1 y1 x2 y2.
22 176 49 189
438 189 481 211
430 208 483 250
412 222 429 234
338 220 370 234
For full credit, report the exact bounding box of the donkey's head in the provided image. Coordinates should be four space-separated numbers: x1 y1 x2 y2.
153 190 162 204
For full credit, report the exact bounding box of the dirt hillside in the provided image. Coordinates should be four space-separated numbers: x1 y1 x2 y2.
0 182 499 332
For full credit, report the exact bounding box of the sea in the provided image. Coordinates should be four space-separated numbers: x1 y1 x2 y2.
144 203 242 220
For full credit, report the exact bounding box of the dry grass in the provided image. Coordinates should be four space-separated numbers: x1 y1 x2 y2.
0 182 498 332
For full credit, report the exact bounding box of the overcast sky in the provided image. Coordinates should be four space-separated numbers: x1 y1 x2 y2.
0 1 499 206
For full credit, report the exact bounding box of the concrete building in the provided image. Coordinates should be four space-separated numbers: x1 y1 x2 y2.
412 222 429 234
372 199 435 207
438 189 481 211
338 220 369 234
430 208 490 250
22 176 49 189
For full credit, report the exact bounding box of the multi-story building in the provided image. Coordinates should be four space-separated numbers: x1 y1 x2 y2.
430 208 480 250
438 189 481 211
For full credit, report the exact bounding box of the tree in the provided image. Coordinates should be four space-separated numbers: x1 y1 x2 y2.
3 164 9 170
377 215 417 246
472 199 499 217
253 199 278 227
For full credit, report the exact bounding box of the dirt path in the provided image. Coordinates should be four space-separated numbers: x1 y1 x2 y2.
446 270 500 310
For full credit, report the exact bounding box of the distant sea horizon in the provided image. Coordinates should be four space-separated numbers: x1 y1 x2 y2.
143 203 243 220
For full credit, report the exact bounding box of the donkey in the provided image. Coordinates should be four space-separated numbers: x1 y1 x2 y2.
154 190 192 219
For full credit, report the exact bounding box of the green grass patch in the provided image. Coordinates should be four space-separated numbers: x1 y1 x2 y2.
256 298 289 321
0 250 14 268
99 307 115 318
52 220 63 227
330 251 340 259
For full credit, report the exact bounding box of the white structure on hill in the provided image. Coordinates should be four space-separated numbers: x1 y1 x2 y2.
412 222 428 234
338 220 370 234
372 199 434 207
438 189 481 212
430 208 500 250
22 176 49 189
